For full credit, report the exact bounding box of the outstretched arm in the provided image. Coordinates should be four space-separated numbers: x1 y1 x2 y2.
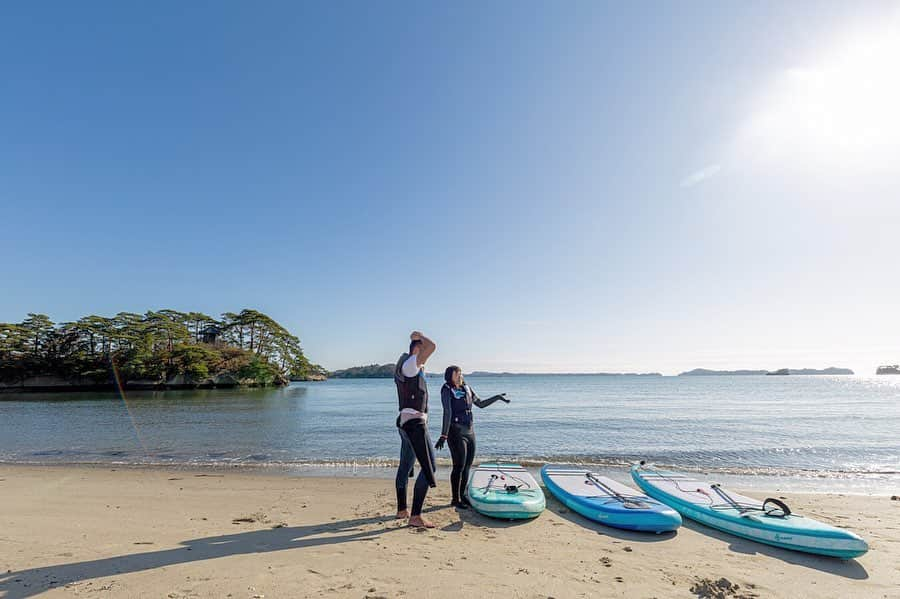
471 387 509 409
410 331 436 367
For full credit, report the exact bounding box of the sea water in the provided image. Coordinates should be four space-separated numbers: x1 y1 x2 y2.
1 375 898 493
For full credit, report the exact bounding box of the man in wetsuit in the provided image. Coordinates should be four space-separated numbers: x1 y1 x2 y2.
394 331 437 528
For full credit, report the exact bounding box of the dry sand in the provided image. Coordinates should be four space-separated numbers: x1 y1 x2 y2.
0 465 898 598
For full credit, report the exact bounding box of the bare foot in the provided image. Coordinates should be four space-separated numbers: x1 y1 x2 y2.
408 515 435 528
396 510 409 520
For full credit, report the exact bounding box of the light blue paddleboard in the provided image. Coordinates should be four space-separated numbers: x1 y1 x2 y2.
467 463 545 520
632 463 868 559
541 465 681 533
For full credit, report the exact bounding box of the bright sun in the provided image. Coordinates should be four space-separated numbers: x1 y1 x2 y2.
740 15 900 173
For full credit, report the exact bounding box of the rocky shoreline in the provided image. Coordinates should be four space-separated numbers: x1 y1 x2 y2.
1 372 329 393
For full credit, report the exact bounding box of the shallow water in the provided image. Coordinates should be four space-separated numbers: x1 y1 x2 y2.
1 375 898 493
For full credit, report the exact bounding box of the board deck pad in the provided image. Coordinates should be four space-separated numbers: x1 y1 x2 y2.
635 470 764 508
542 469 650 505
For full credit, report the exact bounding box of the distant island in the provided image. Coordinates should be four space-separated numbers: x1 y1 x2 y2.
0 309 327 393
785 367 854 375
876 365 900 375
330 363 395 378
679 367 854 376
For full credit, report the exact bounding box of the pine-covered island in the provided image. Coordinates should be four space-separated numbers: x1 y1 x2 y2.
0 309 327 392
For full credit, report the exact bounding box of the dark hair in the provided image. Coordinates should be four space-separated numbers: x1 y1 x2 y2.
444 365 462 387
409 339 423 354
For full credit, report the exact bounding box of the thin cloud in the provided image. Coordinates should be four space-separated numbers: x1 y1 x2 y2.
680 164 721 188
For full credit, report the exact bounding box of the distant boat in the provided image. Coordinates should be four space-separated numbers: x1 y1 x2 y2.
876 365 900 375
766 368 790 376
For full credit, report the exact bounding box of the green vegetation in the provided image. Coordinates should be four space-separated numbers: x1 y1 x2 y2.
0 309 327 390
329 363 395 378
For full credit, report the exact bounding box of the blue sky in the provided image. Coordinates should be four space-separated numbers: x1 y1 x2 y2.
2 2 899 374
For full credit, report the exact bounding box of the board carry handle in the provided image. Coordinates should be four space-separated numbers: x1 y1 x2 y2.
763 497 791 517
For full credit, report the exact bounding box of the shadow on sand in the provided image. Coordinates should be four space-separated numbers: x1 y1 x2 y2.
0 514 403 599
6 500 866 597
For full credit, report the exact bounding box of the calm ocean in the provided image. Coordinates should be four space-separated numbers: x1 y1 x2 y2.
2 375 898 493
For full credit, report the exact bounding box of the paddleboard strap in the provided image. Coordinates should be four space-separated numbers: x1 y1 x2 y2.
710 483 747 513
586 472 650 509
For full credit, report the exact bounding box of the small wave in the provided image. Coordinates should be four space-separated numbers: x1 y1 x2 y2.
3 453 897 479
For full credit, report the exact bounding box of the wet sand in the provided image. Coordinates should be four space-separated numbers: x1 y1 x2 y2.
0 465 897 598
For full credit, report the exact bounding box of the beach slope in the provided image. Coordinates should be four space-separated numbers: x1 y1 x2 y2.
0 465 897 598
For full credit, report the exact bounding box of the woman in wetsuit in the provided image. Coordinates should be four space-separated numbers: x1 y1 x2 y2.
435 366 509 508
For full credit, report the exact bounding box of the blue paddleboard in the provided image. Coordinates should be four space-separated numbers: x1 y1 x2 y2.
541 465 682 533
632 464 868 558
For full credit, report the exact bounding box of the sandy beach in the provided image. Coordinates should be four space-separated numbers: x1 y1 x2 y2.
0 465 897 599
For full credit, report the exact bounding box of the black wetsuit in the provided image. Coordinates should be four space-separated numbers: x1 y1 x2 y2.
395 354 437 516
440 383 503 504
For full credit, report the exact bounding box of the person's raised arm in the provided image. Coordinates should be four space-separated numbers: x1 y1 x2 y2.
471 386 509 409
410 331 436 367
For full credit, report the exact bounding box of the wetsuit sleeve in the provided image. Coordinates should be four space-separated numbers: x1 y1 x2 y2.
471 386 503 408
440 386 452 437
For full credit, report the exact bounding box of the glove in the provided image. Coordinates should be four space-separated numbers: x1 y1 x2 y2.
497 393 510 403
435 436 446 450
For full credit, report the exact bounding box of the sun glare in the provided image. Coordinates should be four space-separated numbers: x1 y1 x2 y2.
740 16 900 172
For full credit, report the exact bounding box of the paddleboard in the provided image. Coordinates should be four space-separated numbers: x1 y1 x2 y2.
467 463 545 519
541 465 682 532
631 464 868 558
